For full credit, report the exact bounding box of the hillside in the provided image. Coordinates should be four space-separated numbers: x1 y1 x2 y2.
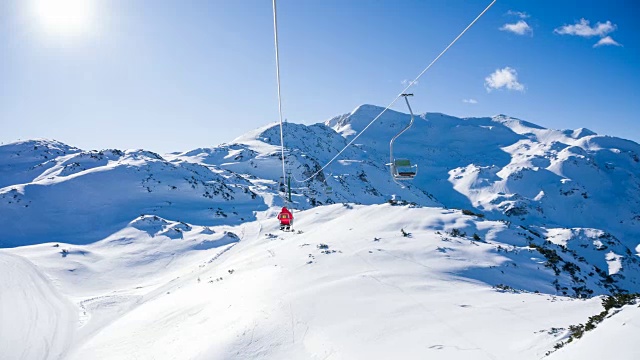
1 105 639 359
0 140 263 247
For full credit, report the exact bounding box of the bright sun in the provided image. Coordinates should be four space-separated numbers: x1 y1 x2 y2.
31 0 95 37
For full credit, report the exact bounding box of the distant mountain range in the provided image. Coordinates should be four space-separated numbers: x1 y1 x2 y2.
4 104 638 248
2 105 640 359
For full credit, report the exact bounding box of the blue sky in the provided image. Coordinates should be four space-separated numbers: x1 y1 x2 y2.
1 0 638 153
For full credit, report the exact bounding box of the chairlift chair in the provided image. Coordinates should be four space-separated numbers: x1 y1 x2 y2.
392 158 417 180
389 94 418 181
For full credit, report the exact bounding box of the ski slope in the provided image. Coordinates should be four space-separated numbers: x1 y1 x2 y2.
0 252 77 360
0 204 632 359
1 105 639 359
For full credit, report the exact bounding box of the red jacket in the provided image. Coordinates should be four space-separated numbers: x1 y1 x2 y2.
277 207 293 225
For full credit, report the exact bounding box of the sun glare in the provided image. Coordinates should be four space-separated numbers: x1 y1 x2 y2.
31 0 95 38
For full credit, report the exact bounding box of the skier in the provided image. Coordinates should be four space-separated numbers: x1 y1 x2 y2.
277 207 293 231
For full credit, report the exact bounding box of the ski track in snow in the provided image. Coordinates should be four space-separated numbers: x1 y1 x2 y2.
0 252 77 360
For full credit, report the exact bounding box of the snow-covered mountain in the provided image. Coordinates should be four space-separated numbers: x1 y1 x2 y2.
0 140 264 247
325 105 640 240
1 105 639 359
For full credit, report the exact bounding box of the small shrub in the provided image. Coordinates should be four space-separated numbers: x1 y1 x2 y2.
450 228 466 237
568 324 584 339
562 262 580 276
602 293 640 311
462 209 484 218
494 284 518 292
528 243 562 274
549 293 640 354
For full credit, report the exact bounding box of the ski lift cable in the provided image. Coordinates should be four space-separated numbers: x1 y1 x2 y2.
291 0 497 184
272 0 289 202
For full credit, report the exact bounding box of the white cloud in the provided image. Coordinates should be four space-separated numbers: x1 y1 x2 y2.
594 36 622 47
463 99 478 104
554 18 615 37
401 79 418 87
507 10 530 19
485 67 524 92
500 20 533 36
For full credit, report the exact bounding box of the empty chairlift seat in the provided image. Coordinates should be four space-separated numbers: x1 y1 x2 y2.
392 158 417 179
389 94 419 182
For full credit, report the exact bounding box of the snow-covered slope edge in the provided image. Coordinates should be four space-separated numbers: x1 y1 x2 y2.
3 204 630 359
0 252 77 360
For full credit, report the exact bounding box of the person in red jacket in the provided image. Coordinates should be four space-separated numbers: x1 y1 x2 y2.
277 207 293 231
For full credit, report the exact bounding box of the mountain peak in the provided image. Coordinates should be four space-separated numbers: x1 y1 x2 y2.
491 114 546 130
350 103 388 115
569 127 597 139
325 104 409 137
1 138 80 154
